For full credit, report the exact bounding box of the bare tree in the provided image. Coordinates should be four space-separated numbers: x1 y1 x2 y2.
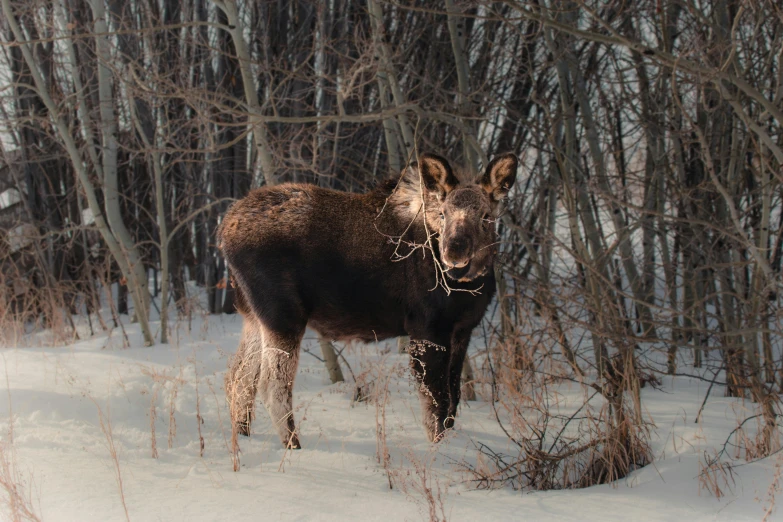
1 0 781 479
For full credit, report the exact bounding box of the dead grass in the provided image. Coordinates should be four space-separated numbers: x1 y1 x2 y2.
396 447 450 522
366 353 401 489
353 346 452 520
90 398 130 522
1 362 41 522
0 437 41 522
698 449 735 499
190 356 205 458
761 452 783 521
141 367 185 459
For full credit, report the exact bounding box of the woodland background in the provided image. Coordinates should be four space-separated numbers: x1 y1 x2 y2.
1 0 782 494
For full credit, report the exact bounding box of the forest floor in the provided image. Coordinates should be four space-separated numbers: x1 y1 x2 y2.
1 308 781 521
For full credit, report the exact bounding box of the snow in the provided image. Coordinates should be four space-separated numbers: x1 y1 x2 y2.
81 208 95 226
0 188 21 210
1 312 780 521
6 223 37 253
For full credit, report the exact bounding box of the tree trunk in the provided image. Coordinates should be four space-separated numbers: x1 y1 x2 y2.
318 336 345 384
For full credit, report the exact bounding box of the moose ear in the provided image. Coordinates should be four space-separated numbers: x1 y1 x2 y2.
417 153 458 198
478 153 518 201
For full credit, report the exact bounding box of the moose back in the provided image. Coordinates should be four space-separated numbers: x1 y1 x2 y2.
219 152 518 448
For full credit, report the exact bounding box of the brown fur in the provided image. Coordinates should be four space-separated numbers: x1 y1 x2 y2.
219 153 518 446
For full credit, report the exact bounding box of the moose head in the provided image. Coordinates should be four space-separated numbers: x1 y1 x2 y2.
408 152 518 282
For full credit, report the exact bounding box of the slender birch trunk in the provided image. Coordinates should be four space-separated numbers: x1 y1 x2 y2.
88 0 153 328
5 0 155 345
213 0 276 186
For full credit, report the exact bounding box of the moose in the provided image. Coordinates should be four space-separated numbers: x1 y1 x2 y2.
219 152 518 448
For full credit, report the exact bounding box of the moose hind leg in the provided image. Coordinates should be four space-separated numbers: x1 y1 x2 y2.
225 318 264 436
407 338 451 442
257 326 304 449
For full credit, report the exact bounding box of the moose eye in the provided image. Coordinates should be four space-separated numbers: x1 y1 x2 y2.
439 212 445 221
482 214 493 227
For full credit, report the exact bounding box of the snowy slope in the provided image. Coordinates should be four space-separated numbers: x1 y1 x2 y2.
1 313 780 521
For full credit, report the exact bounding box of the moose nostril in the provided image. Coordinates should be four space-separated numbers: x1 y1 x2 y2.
444 238 473 268
447 238 471 257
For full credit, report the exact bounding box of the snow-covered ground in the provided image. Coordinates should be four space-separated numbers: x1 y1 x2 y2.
1 311 780 521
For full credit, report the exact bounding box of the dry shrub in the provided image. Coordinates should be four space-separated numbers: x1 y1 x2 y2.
0 241 123 349
0 268 74 347
0 226 110 347
698 404 782 500
190 356 206 458
742 401 782 462
90 399 130 522
462 331 652 491
371 356 394 488
352 349 408 488
0 429 41 522
698 450 735 499
356 347 451 520
395 448 449 522
717 405 783 463
0 443 40 522
204 376 233 469
141 367 184 459
761 453 783 521
1 359 40 521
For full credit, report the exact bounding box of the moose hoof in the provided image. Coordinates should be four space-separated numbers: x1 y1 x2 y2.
430 420 454 443
285 434 302 450
237 422 251 437
429 425 448 443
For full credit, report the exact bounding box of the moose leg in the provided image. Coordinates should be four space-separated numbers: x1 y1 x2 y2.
446 333 471 428
257 326 305 449
407 338 451 442
225 317 264 436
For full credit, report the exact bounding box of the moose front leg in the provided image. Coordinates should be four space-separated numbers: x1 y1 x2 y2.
407 339 451 442
446 332 471 428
